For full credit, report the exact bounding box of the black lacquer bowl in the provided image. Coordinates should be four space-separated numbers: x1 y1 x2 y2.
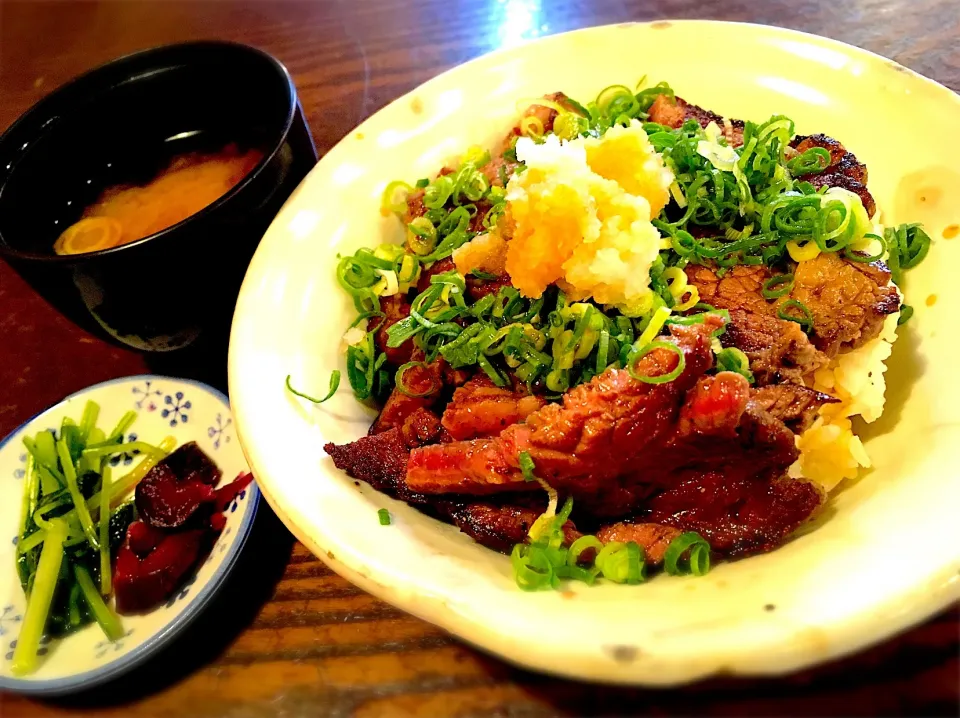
0 41 317 351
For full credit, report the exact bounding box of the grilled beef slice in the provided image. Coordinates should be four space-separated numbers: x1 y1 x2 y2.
649 96 876 215
790 133 875 216
644 471 823 557
750 384 838 433
441 374 546 440
686 264 828 384
686 254 899 381
406 319 721 509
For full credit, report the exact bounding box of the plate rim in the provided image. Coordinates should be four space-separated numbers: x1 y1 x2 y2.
0 374 260 696
228 19 960 686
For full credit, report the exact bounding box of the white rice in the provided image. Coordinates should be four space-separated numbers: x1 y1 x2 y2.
789 307 901 492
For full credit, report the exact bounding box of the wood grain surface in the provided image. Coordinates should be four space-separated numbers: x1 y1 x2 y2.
1 1 958 716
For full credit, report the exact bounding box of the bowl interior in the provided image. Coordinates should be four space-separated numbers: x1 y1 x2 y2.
0 375 257 694
0 43 293 257
229 22 960 685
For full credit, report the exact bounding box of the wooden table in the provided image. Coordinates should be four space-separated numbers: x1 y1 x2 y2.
1 1 958 715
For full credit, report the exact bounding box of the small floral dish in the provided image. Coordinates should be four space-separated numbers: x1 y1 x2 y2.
0 375 258 695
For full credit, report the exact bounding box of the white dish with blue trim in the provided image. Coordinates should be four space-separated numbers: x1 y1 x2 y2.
0 374 258 695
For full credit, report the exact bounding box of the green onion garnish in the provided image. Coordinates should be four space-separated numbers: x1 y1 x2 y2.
394 362 440 398
715 347 754 383
378 508 391 526
898 305 914 325
381 180 413 215
777 299 814 329
786 147 830 176
663 531 711 576
286 372 340 404
762 273 794 299
518 451 537 482
628 341 685 384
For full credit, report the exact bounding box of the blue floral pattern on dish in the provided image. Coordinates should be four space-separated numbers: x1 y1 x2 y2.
164 573 198 608
94 629 133 660
207 413 232 450
229 489 247 514
161 392 192 427
108 433 140 467
132 381 163 411
0 606 22 637
0 375 257 691
13 453 26 481
5 634 50 662
216 526 233 554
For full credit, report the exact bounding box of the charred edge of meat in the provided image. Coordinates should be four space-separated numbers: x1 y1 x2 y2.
804 172 876 218
790 133 875 216
442 501 580 554
648 95 745 146
645 472 824 557
749 384 839 433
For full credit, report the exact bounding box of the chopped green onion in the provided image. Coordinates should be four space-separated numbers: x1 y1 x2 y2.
511 543 555 591
469 269 499 280
663 531 711 576
885 223 931 284
777 299 814 329
786 147 830 175
518 451 537 482
898 305 914 325
715 347 754 383
395 362 440 398
567 535 604 566
595 541 646 584
378 508 391 526
628 341 686 384
844 233 886 263
381 180 413 215
762 273 794 299
286 372 340 404
408 217 438 256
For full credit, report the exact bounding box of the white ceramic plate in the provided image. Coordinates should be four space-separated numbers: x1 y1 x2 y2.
0 375 258 695
228 21 960 685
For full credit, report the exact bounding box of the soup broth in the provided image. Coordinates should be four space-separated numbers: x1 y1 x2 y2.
54 143 262 255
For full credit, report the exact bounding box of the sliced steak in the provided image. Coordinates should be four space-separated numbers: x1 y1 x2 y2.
686 254 897 377
595 522 682 564
648 94 745 146
415 256 457 294
324 428 411 498
750 384 838 433
790 133 876 216
442 374 546 440
644 472 823 557
792 253 900 354
686 264 828 384
370 349 445 434
407 319 720 506
724 310 827 386
371 295 413 367
400 408 444 448
443 502 581 554
408 319 798 531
